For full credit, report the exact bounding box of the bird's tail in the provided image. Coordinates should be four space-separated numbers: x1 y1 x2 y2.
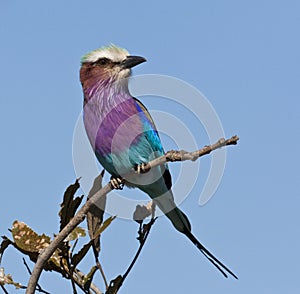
165 206 237 279
150 189 237 279
183 228 238 279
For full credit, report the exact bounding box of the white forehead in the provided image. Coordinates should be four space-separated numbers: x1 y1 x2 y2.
81 45 129 63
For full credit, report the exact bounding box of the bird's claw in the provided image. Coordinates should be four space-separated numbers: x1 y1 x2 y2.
110 177 124 190
135 163 150 174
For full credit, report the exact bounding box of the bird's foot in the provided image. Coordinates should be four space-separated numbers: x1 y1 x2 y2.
110 177 124 190
135 163 150 174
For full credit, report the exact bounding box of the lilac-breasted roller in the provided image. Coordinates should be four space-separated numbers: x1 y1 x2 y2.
80 45 237 279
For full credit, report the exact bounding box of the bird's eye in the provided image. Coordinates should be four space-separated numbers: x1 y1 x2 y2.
97 58 108 65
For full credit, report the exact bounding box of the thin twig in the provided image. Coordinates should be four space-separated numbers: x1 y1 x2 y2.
71 239 79 256
0 284 9 294
95 258 108 290
26 136 239 294
70 270 77 294
123 217 156 282
64 252 78 294
23 258 32 276
63 266 99 294
121 202 156 285
74 270 103 294
22 258 50 294
105 217 156 294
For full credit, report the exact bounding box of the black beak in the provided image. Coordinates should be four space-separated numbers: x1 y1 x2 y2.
121 55 147 69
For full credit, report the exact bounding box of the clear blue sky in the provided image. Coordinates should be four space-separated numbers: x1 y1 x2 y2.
1 1 300 293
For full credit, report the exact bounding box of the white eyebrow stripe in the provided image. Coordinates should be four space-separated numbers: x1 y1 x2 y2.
81 45 129 63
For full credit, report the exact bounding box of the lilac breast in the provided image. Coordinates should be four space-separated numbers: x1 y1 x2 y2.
84 96 143 157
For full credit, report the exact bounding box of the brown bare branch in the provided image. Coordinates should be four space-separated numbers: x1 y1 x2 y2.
138 135 239 173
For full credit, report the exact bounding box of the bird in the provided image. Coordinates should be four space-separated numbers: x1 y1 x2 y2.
80 44 237 279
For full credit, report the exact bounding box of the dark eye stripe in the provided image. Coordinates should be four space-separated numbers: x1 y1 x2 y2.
97 58 109 65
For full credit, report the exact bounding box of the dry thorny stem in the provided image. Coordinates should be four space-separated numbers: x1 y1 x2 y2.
25 135 239 294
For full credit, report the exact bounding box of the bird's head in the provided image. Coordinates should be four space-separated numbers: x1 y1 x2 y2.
80 44 146 92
